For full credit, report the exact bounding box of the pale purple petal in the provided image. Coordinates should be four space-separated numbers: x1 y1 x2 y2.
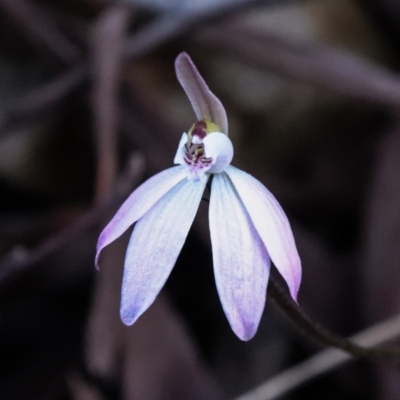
120 177 207 325
209 172 270 341
96 165 187 268
225 165 302 302
175 52 228 135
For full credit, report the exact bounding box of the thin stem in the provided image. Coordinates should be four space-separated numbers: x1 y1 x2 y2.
268 275 400 359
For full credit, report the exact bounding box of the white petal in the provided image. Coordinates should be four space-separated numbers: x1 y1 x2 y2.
175 52 229 135
96 166 187 268
210 172 270 341
120 177 207 325
173 132 189 166
203 132 234 174
225 166 301 302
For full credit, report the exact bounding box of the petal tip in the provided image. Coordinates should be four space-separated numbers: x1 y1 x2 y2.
94 241 103 270
234 323 258 342
120 308 138 326
290 287 299 305
289 261 302 303
230 317 259 341
174 51 195 81
175 51 190 66
94 254 101 270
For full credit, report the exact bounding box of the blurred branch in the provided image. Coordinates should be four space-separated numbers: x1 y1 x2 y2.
195 21 400 109
362 0 400 44
234 312 400 400
1 65 88 129
120 77 178 171
268 276 400 359
0 0 82 64
0 0 284 131
123 0 292 59
91 6 131 201
0 154 145 288
8 0 400 134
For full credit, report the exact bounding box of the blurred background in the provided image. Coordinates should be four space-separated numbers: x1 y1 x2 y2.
1 0 400 399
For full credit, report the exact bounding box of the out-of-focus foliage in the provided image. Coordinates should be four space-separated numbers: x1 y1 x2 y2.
1 0 400 399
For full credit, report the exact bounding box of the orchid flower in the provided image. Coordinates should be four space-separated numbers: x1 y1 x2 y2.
95 52 301 341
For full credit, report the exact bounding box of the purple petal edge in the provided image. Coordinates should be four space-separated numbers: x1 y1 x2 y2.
120 177 207 326
95 166 187 269
210 172 270 341
225 166 302 302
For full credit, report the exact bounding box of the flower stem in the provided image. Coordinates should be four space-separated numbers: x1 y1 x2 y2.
268 276 400 359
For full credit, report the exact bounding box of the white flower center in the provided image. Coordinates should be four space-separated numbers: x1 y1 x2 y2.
174 120 234 181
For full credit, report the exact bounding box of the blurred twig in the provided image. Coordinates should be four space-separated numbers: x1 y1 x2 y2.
0 0 82 64
1 0 293 131
6 0 400 139
1 65 88 129
195 21 400 109
123 0 291 59
120 77 178 171
234 312 400 400
0 154 145 288
91 6 131 201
